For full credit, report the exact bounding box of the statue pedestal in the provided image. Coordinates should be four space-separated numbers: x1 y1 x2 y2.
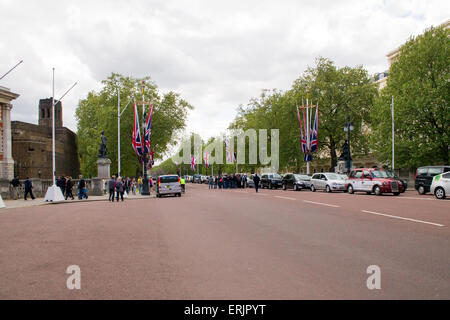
335 161 346 174
97 158 111 179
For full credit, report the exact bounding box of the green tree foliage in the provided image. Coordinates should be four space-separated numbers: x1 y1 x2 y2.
76 73 193 178
370 26 450 168
231 57 377 171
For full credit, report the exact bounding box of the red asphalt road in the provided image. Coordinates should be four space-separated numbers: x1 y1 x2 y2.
0 184 449 299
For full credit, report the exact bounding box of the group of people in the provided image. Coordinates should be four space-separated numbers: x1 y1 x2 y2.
56 175 76 200
206 174 261 192
9 176 35 200
107 175 153 202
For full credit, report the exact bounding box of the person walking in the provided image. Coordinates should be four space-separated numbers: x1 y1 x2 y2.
78 175 88 200
108 175 116 201
65 176 74 200
125 177 131 195
242 175 247 189
24 177 35 200
214 176 218 189
58 175 66 196
253 174 260 193
10 175 21 200
131 178 136 195
208 176 213 189
138 176 143 194
115 177 124 202
180 176 186 193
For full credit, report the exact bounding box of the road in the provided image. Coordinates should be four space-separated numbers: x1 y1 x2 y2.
0 184 449 299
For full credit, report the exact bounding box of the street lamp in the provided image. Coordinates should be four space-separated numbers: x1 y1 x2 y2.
343 116 354 174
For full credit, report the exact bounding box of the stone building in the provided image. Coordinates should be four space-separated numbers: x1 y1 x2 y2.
0 86 19 180
12 98 80 179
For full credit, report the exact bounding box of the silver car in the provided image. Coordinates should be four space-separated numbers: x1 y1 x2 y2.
310 172 347 193
156 175 182 197
430 172 450 199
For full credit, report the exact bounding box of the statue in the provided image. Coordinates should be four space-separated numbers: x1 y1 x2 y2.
338 140 351 161
98 131 107 158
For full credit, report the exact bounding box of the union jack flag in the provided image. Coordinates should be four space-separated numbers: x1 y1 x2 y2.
310 104 319 153
224 138 235 163
204 151 209 168
144 104 153 155
132 101 143 157
191 155 196 171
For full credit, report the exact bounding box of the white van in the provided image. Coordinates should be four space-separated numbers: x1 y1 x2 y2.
156 175 182 197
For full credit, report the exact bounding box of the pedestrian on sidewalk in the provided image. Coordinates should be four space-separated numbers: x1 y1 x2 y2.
58 175 66 196
253 174 260 193
125 177 131 195
208 176 213 189
115 177 124 202
10 175 21 200
214 176 218 189
24 177 35 200
65 176 74 200
78 175 88 200
180 176 185 193
131 178 137 195
138 176 143 194
108 175 116 201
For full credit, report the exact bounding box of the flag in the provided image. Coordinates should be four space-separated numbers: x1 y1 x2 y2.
297 106 308 154
132 101 143 157
191 155 196 171
144 103 153 154
310 105 319 153
204 151 209 168
225 138 235 162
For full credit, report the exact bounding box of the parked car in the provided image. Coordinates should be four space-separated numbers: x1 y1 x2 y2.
156 175 182 197
282 173 307 191
415 165 450 194
260 173 283 189
346 168 405 196
310 172 346 192
296 174 312 189
430 172 450 199
193 174 201 183
247 177 255 188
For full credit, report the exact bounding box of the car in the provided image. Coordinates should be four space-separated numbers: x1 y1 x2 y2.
193 174 201 183
156 175 182 197
310 172 346 192
430 172 450 199
260 173 283 189
247 177 255 188
346 168 405 196
415 165 450 194
282 173 307 191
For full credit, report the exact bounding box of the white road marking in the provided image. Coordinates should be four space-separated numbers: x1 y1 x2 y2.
256 193 270 196
398 197 437 201
361 210 444 227
274 196 296 201
303 200 340 208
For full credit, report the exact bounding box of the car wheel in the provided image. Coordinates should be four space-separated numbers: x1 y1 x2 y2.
269 183 273 190
418 185 426 195
393 192 400 196
434 187 446 200
282 183 286 190
366 191 371 195
347 185 354 194
374 186 382 196
325 185 331 193
311 185 316 192
293 184 298 191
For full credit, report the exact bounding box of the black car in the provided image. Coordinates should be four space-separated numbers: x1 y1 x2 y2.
260 173 283 189
282 174 307 191
415 165 450 194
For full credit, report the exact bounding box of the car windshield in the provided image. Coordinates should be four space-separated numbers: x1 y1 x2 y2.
273 174 281 179
160 176 179 183
371 170 390 178
326 173 339 180
294 174 310 180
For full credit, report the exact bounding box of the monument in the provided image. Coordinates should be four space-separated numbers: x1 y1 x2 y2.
92 131 111 196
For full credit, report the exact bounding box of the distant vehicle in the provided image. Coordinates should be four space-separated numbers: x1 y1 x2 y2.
415 165 450 194
346 168 405 196
260 173 283 189
310 172 346 192
156 175 182 197
296 174 312 189
200 175 209 184
430 172 450 199
193 174 201 183
282 173 307 191
247 177 255 188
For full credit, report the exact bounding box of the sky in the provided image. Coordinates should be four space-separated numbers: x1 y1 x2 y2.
1 0 448 144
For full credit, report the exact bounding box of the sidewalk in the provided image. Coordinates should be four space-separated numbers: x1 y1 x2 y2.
2 192 155 210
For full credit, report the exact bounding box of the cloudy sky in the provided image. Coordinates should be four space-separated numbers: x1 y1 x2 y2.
1 0 448 142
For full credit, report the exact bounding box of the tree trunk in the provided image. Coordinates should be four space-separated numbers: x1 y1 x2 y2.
330 137 337 172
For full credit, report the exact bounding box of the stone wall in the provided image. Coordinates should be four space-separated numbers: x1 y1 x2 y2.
11 121 80 179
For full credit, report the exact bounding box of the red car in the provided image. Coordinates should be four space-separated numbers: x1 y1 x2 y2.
346 168 404 196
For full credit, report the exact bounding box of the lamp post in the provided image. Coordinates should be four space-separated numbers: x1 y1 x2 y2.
141 81 150 195
343 116 354 174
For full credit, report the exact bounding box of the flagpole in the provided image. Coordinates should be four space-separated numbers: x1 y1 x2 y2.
306 88 310 175
117 89 120 176
52 68 56 186
391 96 395 172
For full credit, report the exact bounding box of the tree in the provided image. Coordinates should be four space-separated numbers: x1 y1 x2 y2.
76 73 193 178
230 57 377 172
370 25 450 168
